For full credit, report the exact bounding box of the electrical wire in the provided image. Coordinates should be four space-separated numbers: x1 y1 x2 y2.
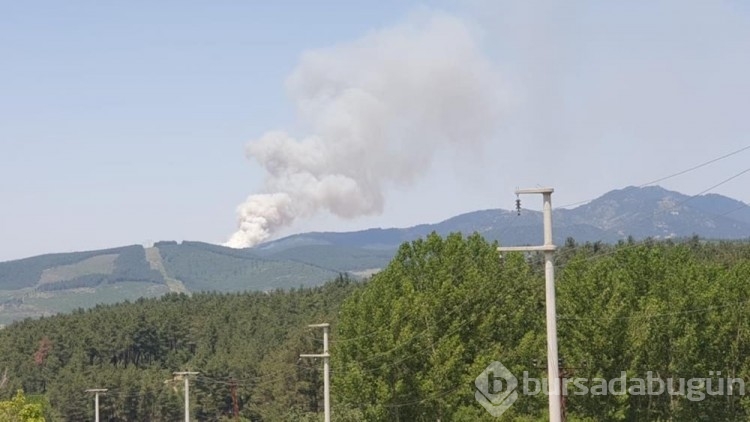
556 144 750 209
638 145 750 188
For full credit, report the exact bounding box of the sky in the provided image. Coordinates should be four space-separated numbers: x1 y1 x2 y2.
1 0 749 261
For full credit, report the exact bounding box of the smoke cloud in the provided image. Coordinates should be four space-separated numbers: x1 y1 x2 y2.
225 12 502 248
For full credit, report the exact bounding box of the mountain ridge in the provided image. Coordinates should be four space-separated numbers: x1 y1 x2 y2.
1 185 749 324
259 185 750 251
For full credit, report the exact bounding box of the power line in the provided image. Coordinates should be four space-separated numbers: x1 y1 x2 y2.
690 166 750 199
638 145 750 188
557 144 750 209
719 203 750 218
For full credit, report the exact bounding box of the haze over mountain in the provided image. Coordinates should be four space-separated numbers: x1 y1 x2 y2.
1 185 748 325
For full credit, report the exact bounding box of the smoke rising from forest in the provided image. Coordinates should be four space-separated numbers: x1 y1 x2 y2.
225 12 502 248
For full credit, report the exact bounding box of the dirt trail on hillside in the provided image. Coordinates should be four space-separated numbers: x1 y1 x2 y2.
145 247 190 295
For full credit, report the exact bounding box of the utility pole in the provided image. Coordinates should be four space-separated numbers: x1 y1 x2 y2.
173 371 199 422
498 188 561 422
300 323 330 422
85 388 107 422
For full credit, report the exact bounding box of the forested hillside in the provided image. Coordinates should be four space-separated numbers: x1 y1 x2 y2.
0 246 163 291
0 242 344 325
1 234 750 421
0 276 359 421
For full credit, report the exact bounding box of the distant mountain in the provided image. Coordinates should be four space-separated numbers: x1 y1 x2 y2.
556 186 750 240
1 185 748 325
260 186 750 252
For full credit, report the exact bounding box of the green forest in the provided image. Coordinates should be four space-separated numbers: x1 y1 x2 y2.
1 233 749 421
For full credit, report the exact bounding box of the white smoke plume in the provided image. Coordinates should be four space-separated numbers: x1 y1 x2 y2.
225 12 502 248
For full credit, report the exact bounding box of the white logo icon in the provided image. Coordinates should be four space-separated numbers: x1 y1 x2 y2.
475 361 518 417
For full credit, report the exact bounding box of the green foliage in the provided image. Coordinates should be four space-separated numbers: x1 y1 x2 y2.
556 239 750 421
0 390 45 422
334 234 750 421
334 232 547 421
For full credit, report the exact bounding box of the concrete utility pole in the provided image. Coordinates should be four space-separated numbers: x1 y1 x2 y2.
85 389 107 422
498 188 561 422
300 323 330 422
173 371 199 422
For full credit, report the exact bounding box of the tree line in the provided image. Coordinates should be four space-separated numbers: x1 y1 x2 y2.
1 234 749 420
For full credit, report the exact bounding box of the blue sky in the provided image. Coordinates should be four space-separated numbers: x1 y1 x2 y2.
1 1 749 261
